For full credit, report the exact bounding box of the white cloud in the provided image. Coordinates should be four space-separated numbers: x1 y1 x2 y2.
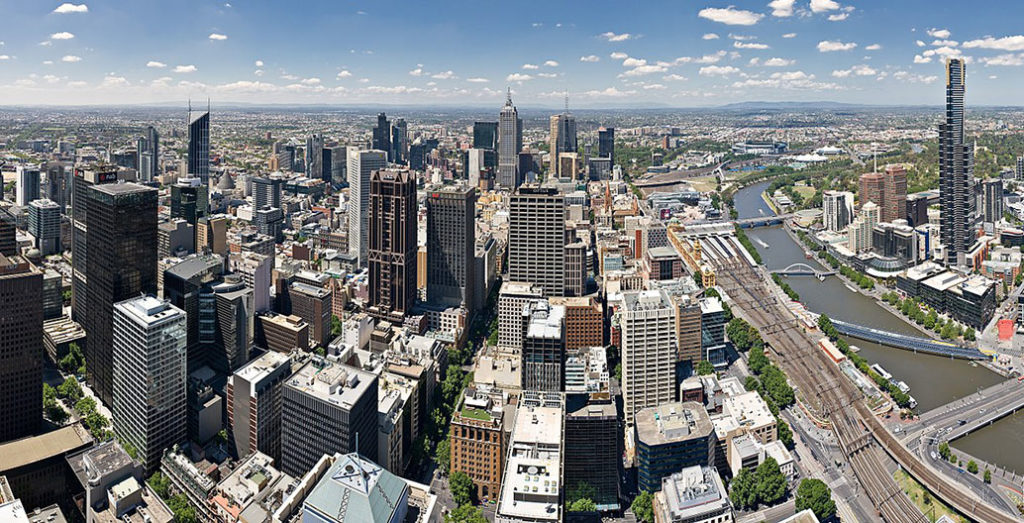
40 41 53 47
281 74 298 80
771 70 812 80
50 32 75 40
255 60 264 67
730 33 755 41
146 61 166 68
42 60 53 65
408 67 425 76
610 52 628 59
580 55 600 62
642 83 666 90
931 39 959 47
61 55 81 62
810 0 840 12
734 41 770 50
981 54 1024 66
431 70 456 79
763 57 795 66
66 80 87 87
522 63 539 70
702 33 720 40
916 40 926 47
914 54 932 64
817 40 857 52
506 73 533 82
466 77 489 83
218 80 279 92
893 71 938 84
782 33 797 38
336 70 352 78
927 28 952 39
100 75 128 88
962 36 1024 51
582 87 634 97
543 60 559 67
663 74 687 81
697 7 764 26
621 63 668 77
865 44 882 51
537 72 558 78
0 55 10 61
52 3 88 14
301 77 321 85
827 13 849 21
831 64 877 77
768 0 796 17
209 33 227 41
42 74 60 84
699 65 740 76
599 32 632 42
922 46 963 59
622 57 647 67
174 64 197 73
254 70 264 76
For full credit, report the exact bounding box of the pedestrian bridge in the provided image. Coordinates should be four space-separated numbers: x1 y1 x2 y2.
772 263 835 277
830 319 987 360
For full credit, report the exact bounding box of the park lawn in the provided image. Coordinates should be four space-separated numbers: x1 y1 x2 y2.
893 470 968 523
793 184 817 199
689 176 718 192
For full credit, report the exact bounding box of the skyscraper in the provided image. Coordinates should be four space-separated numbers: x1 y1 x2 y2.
81 182 158 405
372 112 392 161
391 118 408 164
252 173 286 211
621 289 677 425
983 178 1004 225
170 177 209 227
28 198 61 255
473 121 498 150
111 295 187 472
368 169 417 320
598 127 615 166
0 253 43 442
305 133 323 180
188 107 210 184
227 351 292 462
822 190 854 232
508 186 566 297
70 166 118 319
426 186 478 311
347 149 387 266
137 126 159 182
163 254 224 370
521 300 565 392
0 208 16 257
882 164 908 223
549 112 577 177
16 165 41 206
939 58 974 267
498 89 523 188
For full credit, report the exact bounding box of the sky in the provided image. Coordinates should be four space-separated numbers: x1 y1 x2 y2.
3 0 1024 107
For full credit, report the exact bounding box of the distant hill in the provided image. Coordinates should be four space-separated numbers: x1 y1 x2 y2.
717 101 875 110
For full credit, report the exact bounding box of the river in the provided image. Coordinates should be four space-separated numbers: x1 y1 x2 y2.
731 181 1023 471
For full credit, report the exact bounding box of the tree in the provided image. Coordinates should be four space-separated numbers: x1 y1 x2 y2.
148 471 171 499
795 478 836 520
755 457 787 506
330 314 343 338
445 504 488 523
568 498 597 512
57 377 83 402
729 468 758 510
434 437 451 476
777 418 794 449
748 345 768 375
567 482 597 505
744 376 762 394
964 327 976 342
167 494 198 523
450 471 475 506
985 469 992 483
631 491 655 523
696 360 715 376
967 460 979 474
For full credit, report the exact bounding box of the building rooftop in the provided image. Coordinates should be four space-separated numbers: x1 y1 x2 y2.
722 392 775 433
0 500 28 523
921 271 966 293
164 254 222 281
523 301 564 341
233 351 291 385
635 402 713 447
0 424 93 473
291 281 331 298
68 440 137 488
91 182 155 196
623 289 671 311
116 296 183 328
285 359 376 409
498 393 564 523
647 246 679 260
302 453 409 523
500 280 544 297
658 466 729 522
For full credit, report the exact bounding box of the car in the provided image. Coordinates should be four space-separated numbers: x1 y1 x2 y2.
931 451 938 460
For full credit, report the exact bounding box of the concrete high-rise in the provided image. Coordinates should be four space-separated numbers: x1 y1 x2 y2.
0 254 43 442
111 296 187 472
426 186 477 311
521 300 565 392
822 190 854 232
27 198 61 255
289 282 332 347
347 149 387 266
497 89 523 188
0 208 15 257
620 289 677 425
137 126 159 182
16 165 41 206
858 165 906 224
70 166 118 318
252 173 286 211
227 351 292 462
81 182 158 406
368 169 417 321
983 178 1004 225
187 108 210 184
508 186 566 297
939 58 974 267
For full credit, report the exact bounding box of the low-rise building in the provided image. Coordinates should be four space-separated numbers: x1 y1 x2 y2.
450 386 508 501
653 465 732 523
495 392 564 523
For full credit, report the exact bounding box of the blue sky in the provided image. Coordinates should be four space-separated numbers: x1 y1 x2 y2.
2 0 1024 107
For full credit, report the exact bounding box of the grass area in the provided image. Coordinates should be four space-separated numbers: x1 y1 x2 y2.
460 407 492 421
793 184 817 199
893 470 968 522
689 176 718 192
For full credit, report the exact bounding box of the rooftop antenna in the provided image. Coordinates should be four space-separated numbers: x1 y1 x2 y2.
506 86 512 104
187 98 192 123
564 90 569 115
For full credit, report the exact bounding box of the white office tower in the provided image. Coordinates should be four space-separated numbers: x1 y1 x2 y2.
822 190 854 232
111 296 187 472
28 198 62 255
16 165 41 206
497 89 523 188
620 289 677 425
347 149 387 266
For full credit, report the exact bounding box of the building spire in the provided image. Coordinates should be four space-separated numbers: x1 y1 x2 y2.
505 86 512 105
564 90 569 115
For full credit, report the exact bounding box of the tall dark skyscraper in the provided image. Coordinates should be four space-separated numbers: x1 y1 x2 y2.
137 126 160 182
81 183 158 405
170 177 209 227
372 112 392 162
598 127 615 166
368 169 417 321
0 208 16 257
939 58 973 267
252 173 285 210
498 89 523 188
391 118 408 164
0 253 43 442
305 133 323 180
426 186 478 311
321 147 333 184
188 107 211 184
71 166 118 319
473 121 498 150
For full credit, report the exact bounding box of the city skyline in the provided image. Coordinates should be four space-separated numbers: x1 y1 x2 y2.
3 1 1024 107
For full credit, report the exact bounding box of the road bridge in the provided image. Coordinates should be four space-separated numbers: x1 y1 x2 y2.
829 318 988 360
